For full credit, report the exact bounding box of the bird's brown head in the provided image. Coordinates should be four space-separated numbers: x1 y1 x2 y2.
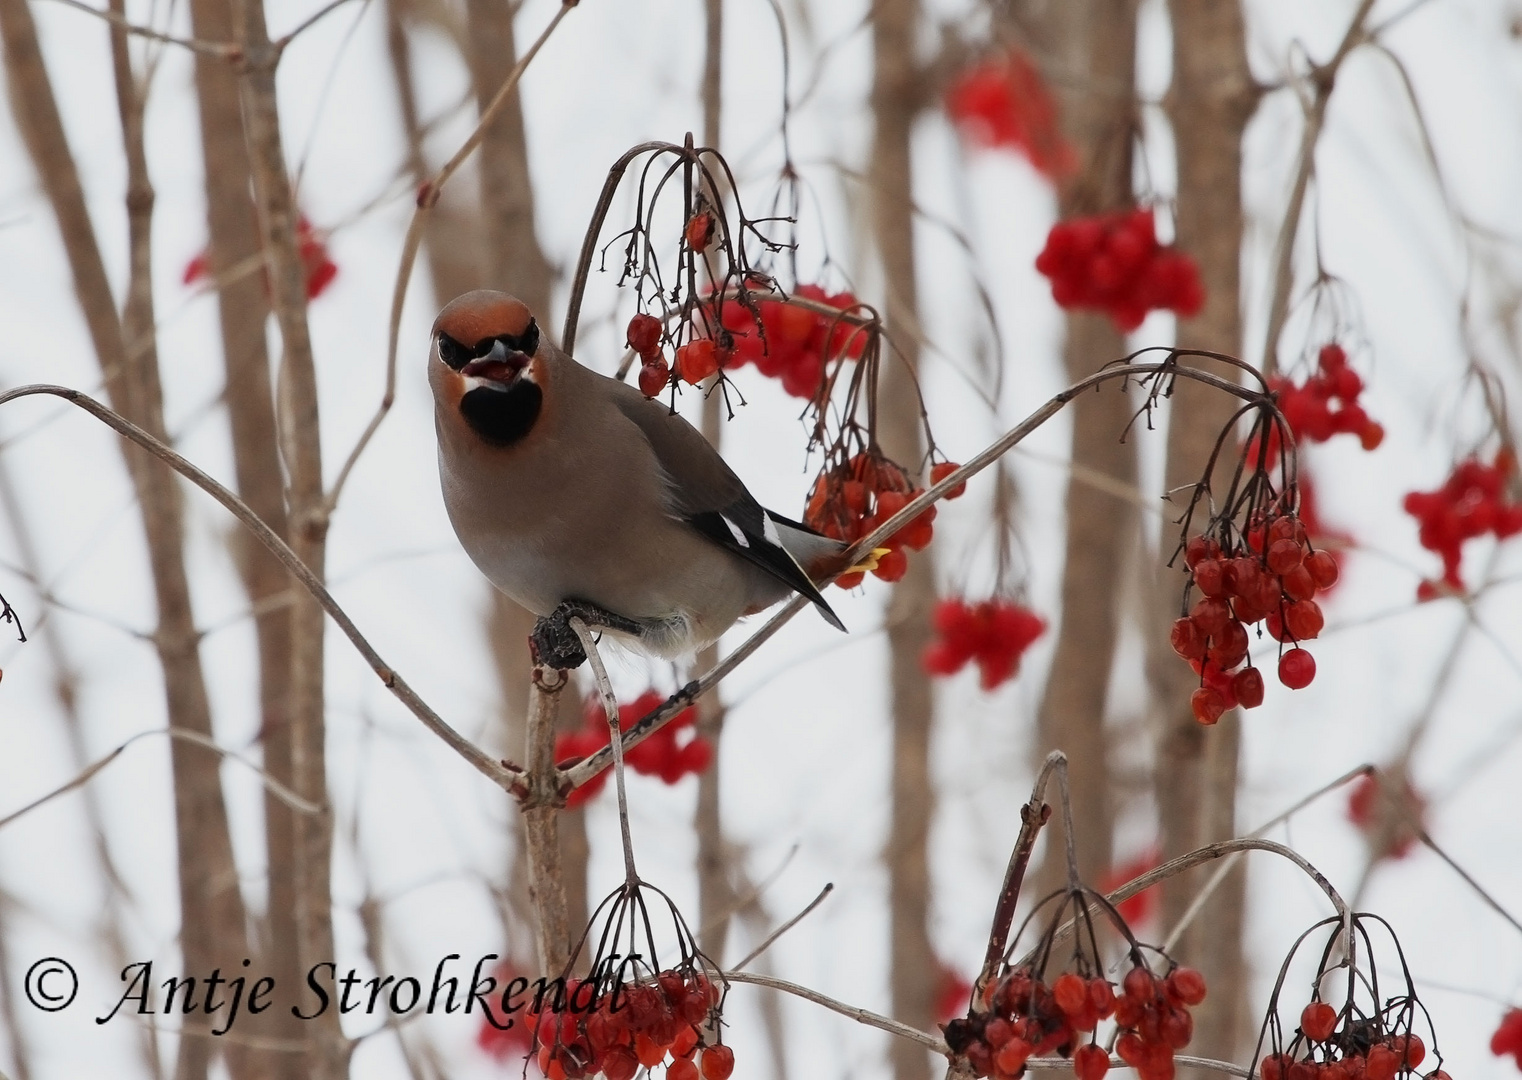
431 290 546 448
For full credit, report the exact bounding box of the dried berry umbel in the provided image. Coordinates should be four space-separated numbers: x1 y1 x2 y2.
1251 914 1446 1080
520 881 734 1080
948 885 1206 1080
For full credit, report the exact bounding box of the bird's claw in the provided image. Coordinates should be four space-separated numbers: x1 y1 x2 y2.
529 608 588 670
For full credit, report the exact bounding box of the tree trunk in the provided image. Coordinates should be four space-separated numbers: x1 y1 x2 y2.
1008 0 1140 896
185 0 299 1073
228 0 341 1070
871 3 937 1078
1151 0 1257 1065
0 7 252 1079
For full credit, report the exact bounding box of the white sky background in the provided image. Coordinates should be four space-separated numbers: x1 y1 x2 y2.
1 0 1522 1077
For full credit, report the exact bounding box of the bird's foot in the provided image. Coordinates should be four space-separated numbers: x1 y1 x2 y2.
529 600 643 670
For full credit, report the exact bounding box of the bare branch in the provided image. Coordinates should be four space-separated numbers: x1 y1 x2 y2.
731 883 834 972
721 971 949 1055
0 727 320 833
0 385 523 793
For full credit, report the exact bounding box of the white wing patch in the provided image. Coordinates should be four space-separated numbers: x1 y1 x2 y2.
762 512 782 546
722 515 750 547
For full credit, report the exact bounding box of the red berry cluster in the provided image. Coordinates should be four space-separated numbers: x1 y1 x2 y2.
805 454 950 586
1171 517 1339 725
950 965 1203 1080
184 214 337 300
950 968 1114 1080
1403 450 1522 597
1253 345 1384 466
555 691 712 808
1261 1027 1435 1080
1112 966 1207 1080
944 49 1076 179
1034 209 1205 331
922 598 1046 690
1346 774 1426 861
714 285 866 399
530 971 730 1080
1493 1007 1522 1070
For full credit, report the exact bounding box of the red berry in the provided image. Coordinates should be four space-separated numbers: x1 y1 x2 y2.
996 1038 1034 1076
873 549 909 582
1232 667 1265 709
1165 967 1206 1006
1074 1043 1111 1080
685 211 716 251
1281 563 1317 601
1123 966 1155 1004
701 1045 735 1080
677 340 720 384
1300 1002 1337 1042
1278 648 1316 689
1360 421 1385 451
1089 979 1116 1018
1191 687 1225 725
639 361 670 397
626 313 662 354
669 1058 700 1080
930 461 967 498
1284 599 1324 640
1190 597 1232 638
1170 617 1206 661
603 1049 639 1080
1394 1034 1425 1069
1366 1045 1399 1080
1054 973 1088 1016
1193 558 1226 597
1305 549 1340 590
1267 538 1304 575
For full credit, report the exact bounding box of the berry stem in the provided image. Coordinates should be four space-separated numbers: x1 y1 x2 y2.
568 616 639 885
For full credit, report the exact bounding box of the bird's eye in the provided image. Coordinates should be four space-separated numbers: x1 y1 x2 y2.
437 333 469 370
514 318 540 358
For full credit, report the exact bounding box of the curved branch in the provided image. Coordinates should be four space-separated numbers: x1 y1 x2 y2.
0 385 524 793
1019 836 1350 969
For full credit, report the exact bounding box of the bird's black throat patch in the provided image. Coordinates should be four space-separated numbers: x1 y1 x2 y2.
460 380 542 446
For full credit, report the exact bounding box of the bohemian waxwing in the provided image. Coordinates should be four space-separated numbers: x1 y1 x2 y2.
428 290 847 669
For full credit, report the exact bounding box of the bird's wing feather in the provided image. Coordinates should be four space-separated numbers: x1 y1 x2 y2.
607 383 845 631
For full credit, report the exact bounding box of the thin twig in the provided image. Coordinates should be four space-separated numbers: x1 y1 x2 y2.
1259 0 1378 374
0 727 319 832
338 0 576 514
39 0 237 55
721 970 949 1055
0 385 523 793
1027 1055 1249 1078
568 617 637 884
731 883 834 972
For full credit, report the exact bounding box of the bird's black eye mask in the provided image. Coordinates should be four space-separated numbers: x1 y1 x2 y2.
437 318 540 371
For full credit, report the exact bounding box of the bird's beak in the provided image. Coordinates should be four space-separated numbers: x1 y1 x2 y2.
461 339 530 389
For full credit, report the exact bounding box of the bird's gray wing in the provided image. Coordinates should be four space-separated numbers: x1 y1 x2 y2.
606 382 845 631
